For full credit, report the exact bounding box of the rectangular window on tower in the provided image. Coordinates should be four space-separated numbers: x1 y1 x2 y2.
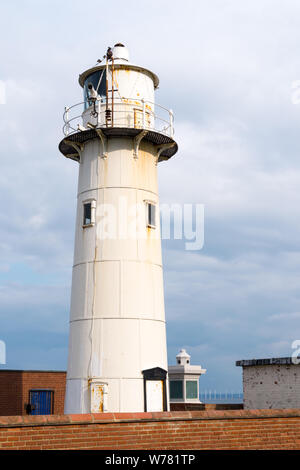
146 202 156 228
83 200 96 227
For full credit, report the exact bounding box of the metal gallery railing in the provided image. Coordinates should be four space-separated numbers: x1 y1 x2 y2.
63 97 174 139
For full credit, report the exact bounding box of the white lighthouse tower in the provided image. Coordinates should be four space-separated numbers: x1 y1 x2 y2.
59 44 178 414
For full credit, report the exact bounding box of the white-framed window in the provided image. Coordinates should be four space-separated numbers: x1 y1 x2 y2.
186 380 198 399
169 380 183 400
83 199 96 227
146 201 156 228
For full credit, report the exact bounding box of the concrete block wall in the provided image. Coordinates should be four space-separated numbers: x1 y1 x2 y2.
0 410 300 449
241 364 300 409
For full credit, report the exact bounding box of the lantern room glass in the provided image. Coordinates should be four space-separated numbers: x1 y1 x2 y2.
83 70 107 109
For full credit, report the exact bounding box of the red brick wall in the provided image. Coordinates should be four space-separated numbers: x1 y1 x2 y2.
0 371 66 416
22 372 66 415
0 410 300 450
0 371 23 416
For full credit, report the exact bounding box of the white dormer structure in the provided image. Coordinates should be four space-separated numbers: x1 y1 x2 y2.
168 349 206 404
176 349 191 366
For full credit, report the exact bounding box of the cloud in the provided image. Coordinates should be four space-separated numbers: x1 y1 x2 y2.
1 0 300 391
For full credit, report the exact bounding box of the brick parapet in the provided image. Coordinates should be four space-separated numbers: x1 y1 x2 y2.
1 410 300 449
0 409 300 428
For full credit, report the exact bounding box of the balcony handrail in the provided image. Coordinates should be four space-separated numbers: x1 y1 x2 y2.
62 97 174 139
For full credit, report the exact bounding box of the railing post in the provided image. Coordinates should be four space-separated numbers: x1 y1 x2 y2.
142 99 145 129
97 98 101 127
64 106 70 136
169 109 174 138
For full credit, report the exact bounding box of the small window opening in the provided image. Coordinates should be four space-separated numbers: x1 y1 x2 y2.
147 202 156 228
83 200 96 227
83 203 91 226
28 390 54 415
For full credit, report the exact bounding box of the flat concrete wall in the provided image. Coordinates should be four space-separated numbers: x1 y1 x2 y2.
242 364 300 409
0 410 300 449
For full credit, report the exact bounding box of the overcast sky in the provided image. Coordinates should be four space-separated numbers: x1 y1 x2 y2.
1 0 300 392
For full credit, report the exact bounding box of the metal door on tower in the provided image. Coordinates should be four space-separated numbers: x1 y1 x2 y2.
142 367 167 412
29 390 53 415
146 380 164 412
